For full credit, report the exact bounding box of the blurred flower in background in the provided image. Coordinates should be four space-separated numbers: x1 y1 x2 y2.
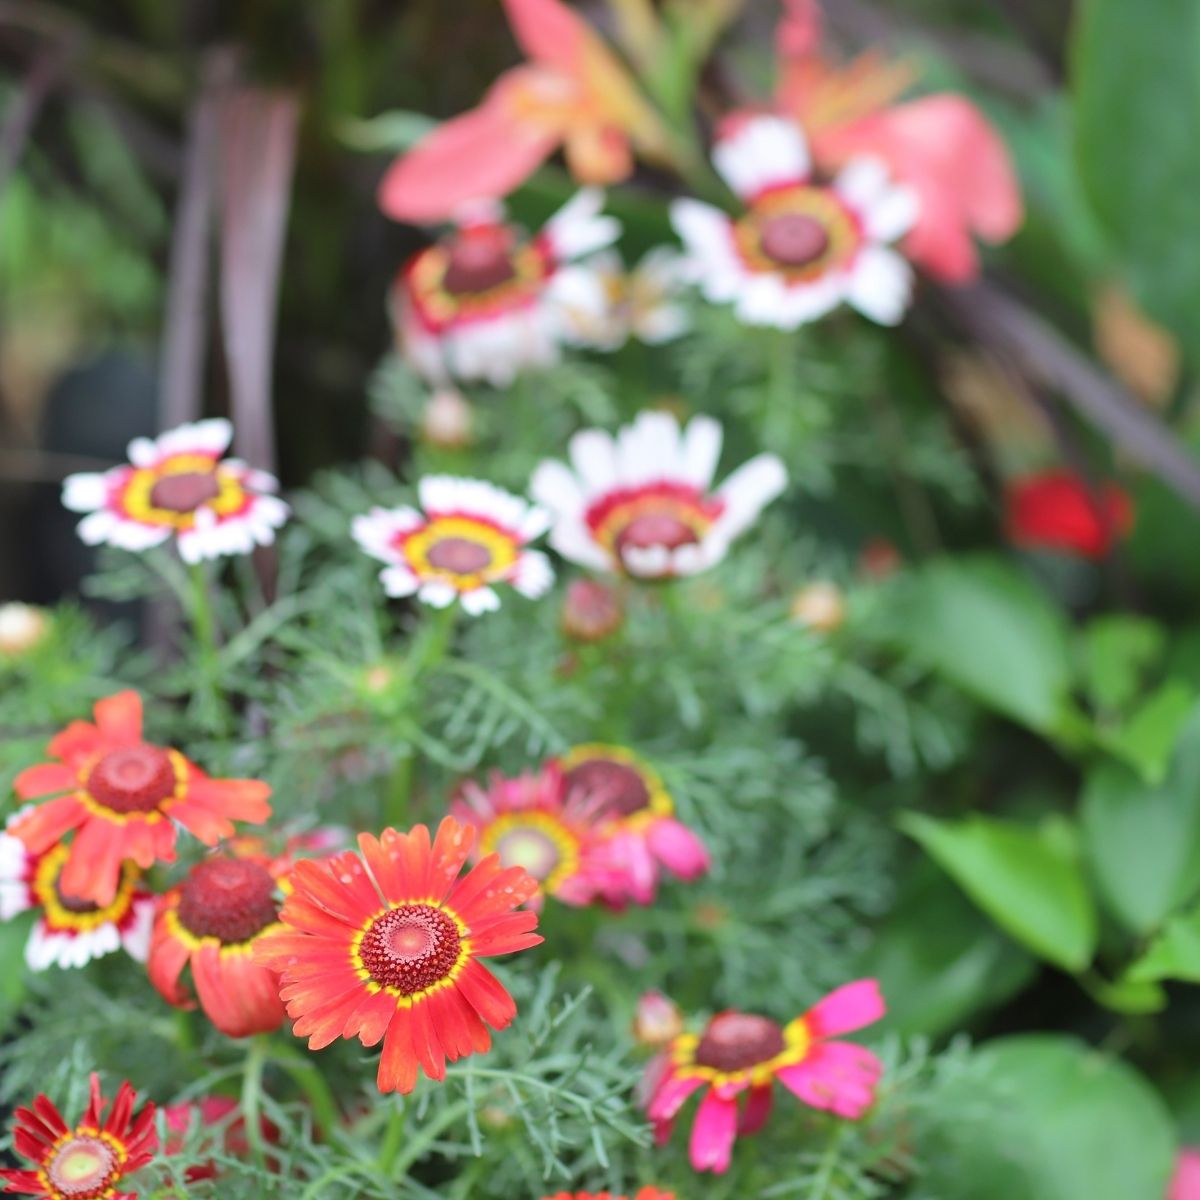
1004 469 1134 560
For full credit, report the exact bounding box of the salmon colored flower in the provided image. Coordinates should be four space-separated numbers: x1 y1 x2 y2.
645 981 885 1174
560 744 709 905
1004 470 1133 559
10 691 272 908
253 816 543 1094
543 1191 674 1200
0 810 154 971
148 845 291 1038
0 1073 157 1200
378 0 669 223
774 0 1022 283
451 763 616 908
1170 1150 1200 1200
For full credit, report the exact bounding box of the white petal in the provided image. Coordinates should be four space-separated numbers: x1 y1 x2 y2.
121 899 155 963
460 586 501 616
548 521 613 572
618 410 683 485
714 454 788 540
670 199 740 276
511 550 554 598
380 565 420 597
568 429 621 495
712 116 810 201
61 472 109 512
635 304 690 344
679 415 724 488
418 581 458 608
530 460 587 518
846 246 913 326
544 188 622 260
622 543 671 578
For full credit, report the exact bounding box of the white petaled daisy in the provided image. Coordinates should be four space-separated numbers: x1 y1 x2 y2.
560 247 692 351
530 410 787 579
670 114 919 328
61 418 289 564
0 810 154 971
393 190 620 387
352 476 554 615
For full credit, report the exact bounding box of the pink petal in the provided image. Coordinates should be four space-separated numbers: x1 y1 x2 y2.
738 1085 774 1136
646 1067 706 1122
776 1041 883 1119
646 817 710 881
805 979 886 1038
688 1089 739 1174
502 0 585 72
1170 1150 1200 1200
377 70 560 224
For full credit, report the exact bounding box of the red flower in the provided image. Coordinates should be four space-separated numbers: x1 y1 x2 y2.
148 845 290 1038
11 691 271 906
543 1191 674 1200
1005 470 1133 559
254 816 543 1094
0 1073 156 1199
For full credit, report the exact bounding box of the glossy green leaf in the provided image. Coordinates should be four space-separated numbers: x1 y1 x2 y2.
1099 680 1195 783
1126 902 1200 983
1080 615 1165 712
899 812 1097 972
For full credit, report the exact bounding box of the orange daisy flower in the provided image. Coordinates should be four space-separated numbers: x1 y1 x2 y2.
254 815 543 1094
0 1073 157 1200
10 691 272 907
148 843 292 1038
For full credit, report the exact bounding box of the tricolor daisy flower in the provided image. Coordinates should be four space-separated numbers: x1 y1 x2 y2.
560 744 709 905
393 191 620 386
0 812 153 971
645 980 886 1174
11 690 272 907
671 114 918 327
148 845 291 1038
530 411 787 579
352 476 554 615
61 418 288 564
253 816 543 1094
0 1073 157 1200
451 764 616 908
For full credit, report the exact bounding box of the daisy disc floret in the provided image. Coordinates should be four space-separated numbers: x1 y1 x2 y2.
253 815 544 1094
393 190 619 386
61 418 288 564
0 811 153 971
0 1073 157 1200
671 115 918 327
531 410 786 579
11 691 272 907
646 980 885 1174
353 475 554 615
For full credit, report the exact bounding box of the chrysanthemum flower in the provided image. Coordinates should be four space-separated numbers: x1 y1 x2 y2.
671 114 917 327
645 980 886 1174
253 816 543 1094
1004 469 1133 560
531 410 786 579
61 418 288 564
353 475 554 614
0 1073 157 1200
391 191 619 386
451 764 615 907
148 844 292 1038
11 690 272 907
560 744 708 905
0 811 153 971
543 1190 674 1200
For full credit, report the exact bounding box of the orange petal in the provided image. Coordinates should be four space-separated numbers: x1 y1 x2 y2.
9 795 83 853
92 691 144 747
13 763 76 801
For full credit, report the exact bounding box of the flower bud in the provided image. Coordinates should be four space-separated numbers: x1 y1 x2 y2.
633 990 684 1048
788 582 845 633
421 388 473 449
0 603 49 657
561 578 623 643
859 538 902 581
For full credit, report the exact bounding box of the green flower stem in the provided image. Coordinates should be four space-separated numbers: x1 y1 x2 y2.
766 328 797 451
240 1033 271 1169
271 1046 339 1142
375 1097 408 1176
187 560 225 725
388 1099 473 1178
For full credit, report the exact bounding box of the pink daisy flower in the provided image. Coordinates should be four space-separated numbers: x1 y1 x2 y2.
392 190 619 386
352 475 554 615
645 980 886 1174
61 418 288 564
671 114 918 327
530 410 786 579
559 744 709 905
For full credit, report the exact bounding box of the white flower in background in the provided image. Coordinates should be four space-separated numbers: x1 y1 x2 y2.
392 190 620 387
560 247 691 351
0 603 50 657
0 811 154 971
530 410 787 579
671 115 918 328
352 476 554 615
61 418 288 564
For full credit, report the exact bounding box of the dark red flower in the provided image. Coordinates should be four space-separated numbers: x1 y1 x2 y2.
1005 470 1133 559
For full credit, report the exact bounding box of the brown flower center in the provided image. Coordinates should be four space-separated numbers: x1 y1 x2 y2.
358 904 462 994
150 470 222 513
87 746 177 815
177 858 279 944
760 213 830 268
426 536 493 575
46 1134 117 1197
615 512 699 555
695 1012 786 1072
565 758 650 818
442 233 517 295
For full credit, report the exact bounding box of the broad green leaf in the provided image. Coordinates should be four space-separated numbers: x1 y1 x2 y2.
1082 703 1200 934
1099 680 1195 783
921 1035 1175 1200
1080 972 1166 1015
899 812 1097 972
1073 0 1200 349
1126 902 1200 983
886 556 1078 738
859 862 1036 1038
1079 614 1164 712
